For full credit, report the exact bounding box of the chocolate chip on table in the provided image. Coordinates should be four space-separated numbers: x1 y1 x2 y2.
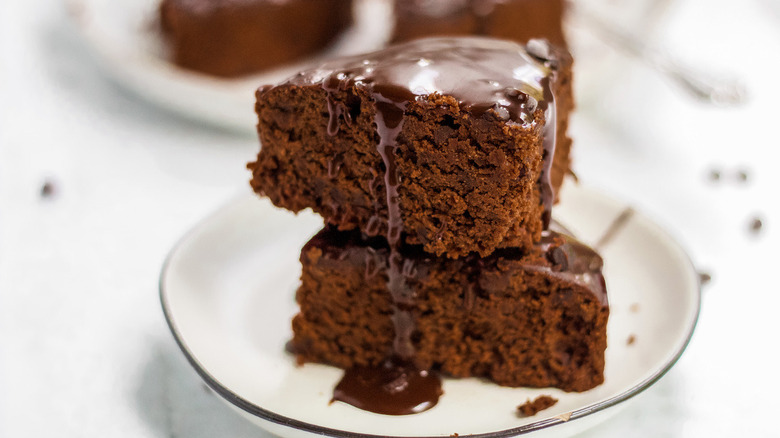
706 166 752 184
40 180 57 199
749 216 763 235
708 168 721 182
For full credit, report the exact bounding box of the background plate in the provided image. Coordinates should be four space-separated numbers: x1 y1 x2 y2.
160 184 701 438
65 0 391 132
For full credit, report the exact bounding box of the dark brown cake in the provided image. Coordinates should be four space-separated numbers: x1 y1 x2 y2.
249 37 574 258
159 0 354 77
392 0 567 48
291 226 609 392
517 395 558 416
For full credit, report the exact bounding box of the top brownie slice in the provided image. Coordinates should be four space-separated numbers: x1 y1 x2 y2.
249 37 574 258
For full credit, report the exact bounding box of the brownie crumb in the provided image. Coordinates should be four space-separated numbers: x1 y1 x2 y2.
698 271 712 286
517 395 558 417
40 180 57 199
627 335 636 345
629 303 640 313
749 216 763 235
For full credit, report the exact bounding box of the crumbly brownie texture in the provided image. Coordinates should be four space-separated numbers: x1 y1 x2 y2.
291 227 609 392
159 0 353 77
249 37 574 258
392 0 567 48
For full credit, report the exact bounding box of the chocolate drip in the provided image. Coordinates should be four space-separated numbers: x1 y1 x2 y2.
370 85 419 361
326 98 343 136
534 230 608 306
297 37 553 130
326 66 440 414
537 77 556 229
332 361 442 416
326 154 343 179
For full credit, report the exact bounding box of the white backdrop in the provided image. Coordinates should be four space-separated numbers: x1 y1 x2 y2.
1 0 778 436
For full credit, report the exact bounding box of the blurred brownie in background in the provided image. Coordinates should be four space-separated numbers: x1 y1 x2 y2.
159 0 354 77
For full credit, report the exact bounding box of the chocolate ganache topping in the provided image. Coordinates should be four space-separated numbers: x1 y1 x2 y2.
285 36 556 127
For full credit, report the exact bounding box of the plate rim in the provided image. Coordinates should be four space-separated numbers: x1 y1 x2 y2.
159 189 702 438
63 0 393 133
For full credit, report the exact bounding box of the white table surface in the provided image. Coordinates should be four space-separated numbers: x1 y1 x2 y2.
1 0 779 437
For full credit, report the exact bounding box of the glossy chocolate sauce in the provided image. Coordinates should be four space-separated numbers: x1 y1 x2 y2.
332 361 443 416
285 37 564 416
533 231 608 306
373 88 417 360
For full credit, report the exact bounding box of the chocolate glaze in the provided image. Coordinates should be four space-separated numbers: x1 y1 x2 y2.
533 231 608 306
538 76 555 228
283 37 556 136
372 81 416 361
332 361 443 416
310 227 608 308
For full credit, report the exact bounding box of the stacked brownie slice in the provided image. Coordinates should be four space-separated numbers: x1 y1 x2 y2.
248 37 609 411
159 0 354 77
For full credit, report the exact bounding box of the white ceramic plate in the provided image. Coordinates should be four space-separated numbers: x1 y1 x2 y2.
160 184 700 438
64 0 392 132
65 0 673 133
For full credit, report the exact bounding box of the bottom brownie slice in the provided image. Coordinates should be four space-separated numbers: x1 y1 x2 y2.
291 227 609 392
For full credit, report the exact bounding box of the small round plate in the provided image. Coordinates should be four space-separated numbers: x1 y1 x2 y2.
160 184 700 438
64 0 391 133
